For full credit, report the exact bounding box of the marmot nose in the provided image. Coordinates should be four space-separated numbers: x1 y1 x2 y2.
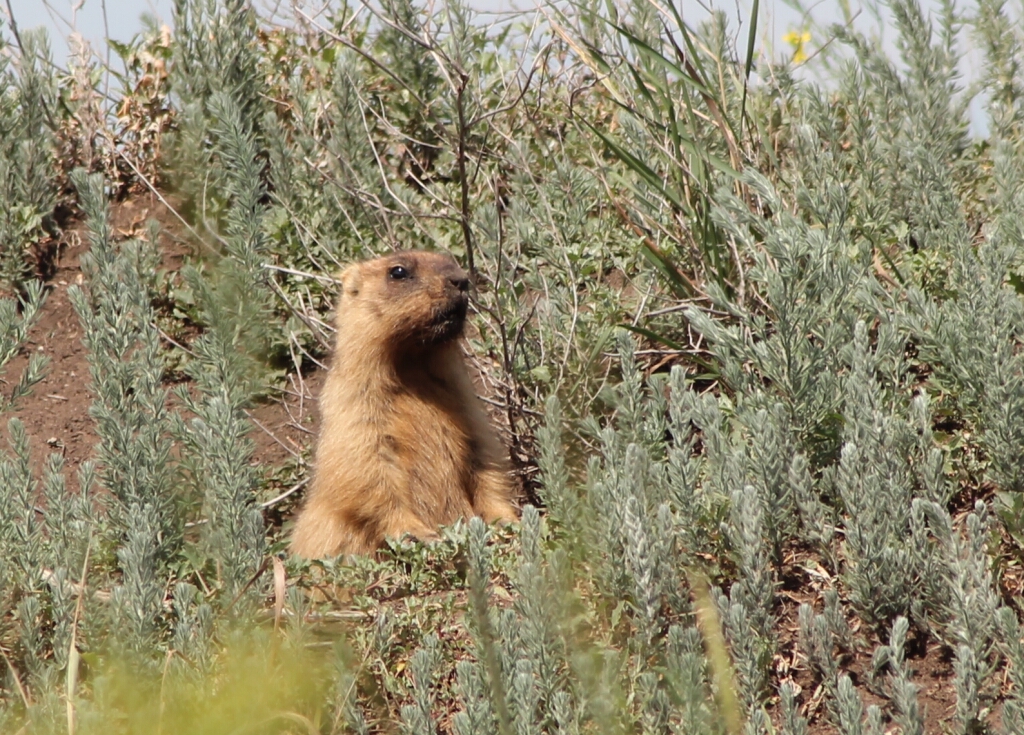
449 275 470 293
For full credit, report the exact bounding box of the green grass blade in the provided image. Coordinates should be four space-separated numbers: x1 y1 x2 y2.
619 323 686 351
585 119 688 212
740 0 759 134
640 241 694 297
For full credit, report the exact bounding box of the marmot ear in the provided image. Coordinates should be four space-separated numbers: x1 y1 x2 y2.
339 265 361 296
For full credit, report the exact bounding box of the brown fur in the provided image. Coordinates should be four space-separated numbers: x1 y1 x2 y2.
290 251 518 558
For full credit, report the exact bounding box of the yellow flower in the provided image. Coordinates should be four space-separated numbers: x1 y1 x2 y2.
783 29 812 65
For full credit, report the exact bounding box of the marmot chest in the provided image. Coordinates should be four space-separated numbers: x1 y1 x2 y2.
379 379 476 496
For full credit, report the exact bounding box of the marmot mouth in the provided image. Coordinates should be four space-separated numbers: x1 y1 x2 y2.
428 297 468 342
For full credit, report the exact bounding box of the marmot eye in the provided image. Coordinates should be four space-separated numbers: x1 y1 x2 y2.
389 265 410 280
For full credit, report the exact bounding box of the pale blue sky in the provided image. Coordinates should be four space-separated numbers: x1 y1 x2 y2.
6 0 990 136
12 0 173 52
9 0 857 61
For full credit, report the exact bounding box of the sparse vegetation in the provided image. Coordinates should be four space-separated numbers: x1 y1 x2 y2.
2 0 1024 732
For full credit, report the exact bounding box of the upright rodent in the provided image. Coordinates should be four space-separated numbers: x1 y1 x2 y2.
290 251 518 558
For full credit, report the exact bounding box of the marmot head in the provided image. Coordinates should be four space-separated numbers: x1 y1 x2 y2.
339 251 471 352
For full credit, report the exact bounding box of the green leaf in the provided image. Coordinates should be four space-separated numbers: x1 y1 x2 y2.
640 241 692 298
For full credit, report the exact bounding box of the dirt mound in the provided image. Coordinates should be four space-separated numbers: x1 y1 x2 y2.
1 192 320 509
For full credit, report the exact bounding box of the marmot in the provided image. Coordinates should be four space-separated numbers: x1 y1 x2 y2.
290 251 518 558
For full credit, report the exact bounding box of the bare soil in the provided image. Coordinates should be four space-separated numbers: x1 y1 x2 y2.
769 546 1001 734
0 192 321 511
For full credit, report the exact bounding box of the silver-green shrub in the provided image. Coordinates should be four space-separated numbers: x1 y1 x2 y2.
7 0 1024 731
0 28 58 290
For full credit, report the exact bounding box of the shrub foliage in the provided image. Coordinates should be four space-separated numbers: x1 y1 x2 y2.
1 0 1024 732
